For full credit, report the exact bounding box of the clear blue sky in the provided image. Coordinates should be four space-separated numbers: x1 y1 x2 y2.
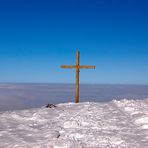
0 0 148 84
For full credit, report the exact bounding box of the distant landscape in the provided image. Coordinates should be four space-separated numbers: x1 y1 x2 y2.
0 83 148 111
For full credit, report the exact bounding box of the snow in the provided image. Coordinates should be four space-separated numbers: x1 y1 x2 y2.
0 99 148 148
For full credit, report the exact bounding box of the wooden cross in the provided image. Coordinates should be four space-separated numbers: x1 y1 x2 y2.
60 50 96 103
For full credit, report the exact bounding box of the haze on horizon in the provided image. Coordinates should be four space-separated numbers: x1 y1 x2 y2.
0 0 148 84
0 83 148 111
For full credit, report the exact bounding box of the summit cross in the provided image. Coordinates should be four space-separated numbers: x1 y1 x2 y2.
60 50 96 103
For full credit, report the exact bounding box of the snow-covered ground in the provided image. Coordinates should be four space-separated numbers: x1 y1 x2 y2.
0 99 148 148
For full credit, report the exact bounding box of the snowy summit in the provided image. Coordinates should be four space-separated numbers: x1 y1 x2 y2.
0 99 148 148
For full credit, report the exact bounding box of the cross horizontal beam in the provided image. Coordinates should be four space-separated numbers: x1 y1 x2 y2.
61 65 96 69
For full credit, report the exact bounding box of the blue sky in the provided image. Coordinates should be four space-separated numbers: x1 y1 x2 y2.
0 0 148 84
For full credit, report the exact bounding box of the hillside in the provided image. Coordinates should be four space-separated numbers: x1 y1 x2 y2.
0 99 148 147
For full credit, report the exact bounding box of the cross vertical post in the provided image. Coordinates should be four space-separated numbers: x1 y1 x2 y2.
76 50 79 103
60 49 96 103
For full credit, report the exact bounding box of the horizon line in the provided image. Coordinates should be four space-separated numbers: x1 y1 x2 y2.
0 82 148 86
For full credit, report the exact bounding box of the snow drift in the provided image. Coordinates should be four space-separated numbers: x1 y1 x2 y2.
0 99 148 148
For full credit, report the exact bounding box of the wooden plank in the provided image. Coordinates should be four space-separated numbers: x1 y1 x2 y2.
78 65 96 69
61 65 76 68
61 65 95 69
75 50 79 103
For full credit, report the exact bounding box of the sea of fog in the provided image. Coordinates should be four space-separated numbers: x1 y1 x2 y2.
0 83 148 111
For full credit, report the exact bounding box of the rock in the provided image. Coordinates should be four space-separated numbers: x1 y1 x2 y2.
46 104 57 108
